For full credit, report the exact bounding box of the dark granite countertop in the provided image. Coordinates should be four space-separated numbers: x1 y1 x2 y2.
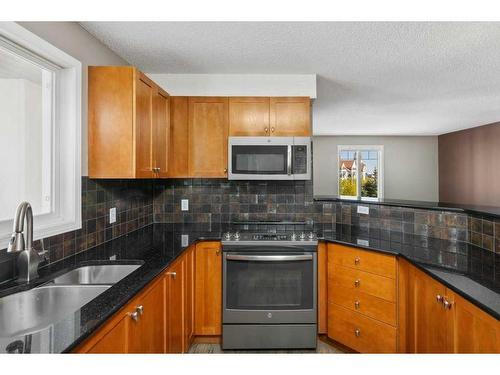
0 222 498 353
314 196 500 219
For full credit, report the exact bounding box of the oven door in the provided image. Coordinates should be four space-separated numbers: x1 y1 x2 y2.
228 137 294 180
223 251 317 324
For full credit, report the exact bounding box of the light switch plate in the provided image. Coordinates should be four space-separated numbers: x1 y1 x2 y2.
181 199 189 211
109 207 117 224
357 205 369 215
181 235 189 247
109 254 117 261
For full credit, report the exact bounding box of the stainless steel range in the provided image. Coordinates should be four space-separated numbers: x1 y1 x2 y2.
221 231 318 350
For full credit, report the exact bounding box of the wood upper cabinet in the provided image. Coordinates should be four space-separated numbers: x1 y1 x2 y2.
270 97 311 136
165 258 185 353
188 97 229 177
229 97 270 136
153 89 170 178
194 241 222 336
168 96 189 177
88 66 170 178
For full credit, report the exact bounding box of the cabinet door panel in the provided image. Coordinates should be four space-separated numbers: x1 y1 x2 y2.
85 316 128 353
166 259 185 353
270 97 311 136
195 242 222 335
169 96 189 177
135 75 154 178
188 97 228 177
153 89 170 178
184 247 195 351
229 97 270 136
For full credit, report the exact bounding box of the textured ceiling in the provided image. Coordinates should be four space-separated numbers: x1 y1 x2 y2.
81 22 500 135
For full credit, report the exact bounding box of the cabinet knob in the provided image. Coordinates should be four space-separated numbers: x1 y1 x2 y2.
264 127 269 133
224 168 228 174
354 257 361 265
436 294 443 303
130 311 139 321
354 328 361 337
354 300 360 310
443 299 453 310
166 271 177 279
354 279 361 287
216 249 220 256
271 127 275 133
136 305 144 315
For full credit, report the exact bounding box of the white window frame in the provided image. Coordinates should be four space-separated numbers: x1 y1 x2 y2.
0 22 81 248
337 145 384 201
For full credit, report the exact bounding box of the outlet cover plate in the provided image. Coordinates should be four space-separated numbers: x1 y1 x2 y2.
357 205 369 215
109 207 117 224
181 199 189 211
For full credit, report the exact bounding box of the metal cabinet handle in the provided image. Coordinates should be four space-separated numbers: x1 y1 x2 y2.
354 300 360 310
354 279 361 287
216 249 220 256
354 257 360 265
271 127 275 133
436 294 444 304
136 305 144 315
130 311 139 321
354 328 361 337
264 127 269 133
166 271 177 279
224 168 228 174
443 299 453 310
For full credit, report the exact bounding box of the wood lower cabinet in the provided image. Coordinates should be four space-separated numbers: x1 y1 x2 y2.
89 66 170 179
165 257 185 353
317 242 328 335
85 314 128 354
194 241 222 336
188 97 229 177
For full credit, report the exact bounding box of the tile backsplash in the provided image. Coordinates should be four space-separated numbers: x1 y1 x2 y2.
1 177 498 284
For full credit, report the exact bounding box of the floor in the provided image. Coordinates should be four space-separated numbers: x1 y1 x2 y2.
189 339 346 354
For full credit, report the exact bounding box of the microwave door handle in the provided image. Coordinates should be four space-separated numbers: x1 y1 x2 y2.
287 145 292 175
225 254 312 261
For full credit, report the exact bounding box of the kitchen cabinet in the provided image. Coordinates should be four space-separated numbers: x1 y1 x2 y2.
326 243 398 353
401 260 500 353
317 242 327 334
88 66 170 179
194 241 222 336
85 315 128 354
165 257 185 353
188 97 229 177
269 97 311 136
184 245 195 351
168 96 189 177
229 97 270 136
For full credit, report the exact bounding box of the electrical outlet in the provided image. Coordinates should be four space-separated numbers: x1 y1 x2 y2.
357 239 369 247
181 235 189 247
357 205 369 215
109 207 117 224
181 199 189 211
109 254 117 261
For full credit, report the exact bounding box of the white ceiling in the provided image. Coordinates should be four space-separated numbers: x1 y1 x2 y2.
80 22 500 135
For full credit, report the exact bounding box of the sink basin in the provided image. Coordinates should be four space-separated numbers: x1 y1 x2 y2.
0 285 110 337
48 264 141 285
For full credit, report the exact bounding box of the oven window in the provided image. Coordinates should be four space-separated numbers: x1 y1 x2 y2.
232 145 287 174
225 256 313 310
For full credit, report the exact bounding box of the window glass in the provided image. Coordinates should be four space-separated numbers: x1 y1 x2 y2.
360 149 379 199
338 150 358 198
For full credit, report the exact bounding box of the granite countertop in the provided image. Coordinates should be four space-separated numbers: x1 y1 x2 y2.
0 222 498 353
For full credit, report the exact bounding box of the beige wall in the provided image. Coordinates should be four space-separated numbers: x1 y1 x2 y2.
313 136 439 201
18 22 129 176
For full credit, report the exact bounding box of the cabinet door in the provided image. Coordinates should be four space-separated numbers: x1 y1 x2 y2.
153 89 170 178
166 259 185 353
85 315 129 353
229 97 270 136
188 97 229 177
407 266 450 353
194 242 222 335
450 291 500 353
270 97 311 136
317 242 327 334
184 246 195 351
135 73 154 178
169 96 189 177
128 279 166 353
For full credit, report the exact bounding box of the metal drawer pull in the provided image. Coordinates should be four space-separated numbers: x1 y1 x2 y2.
226 254 313 262
443 299 453 309
130 311 139 321
354 300 360 309
136 305 144 315
264 127 269 133
354 257 360 265
354 279 361 287
436 294 443 303
354 328 361 337
166 271 177 279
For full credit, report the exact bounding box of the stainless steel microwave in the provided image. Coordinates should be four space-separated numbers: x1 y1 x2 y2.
228 137 311 180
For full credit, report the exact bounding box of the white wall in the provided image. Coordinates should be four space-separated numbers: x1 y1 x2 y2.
147 74 317 98
18 22 129 176
313 136 439 201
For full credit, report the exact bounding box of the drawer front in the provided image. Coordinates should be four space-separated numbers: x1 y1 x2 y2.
328 303 397 353
329 286 397 326
329 244 396 279
329 264 396 302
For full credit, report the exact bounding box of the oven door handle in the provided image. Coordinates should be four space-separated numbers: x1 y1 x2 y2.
225 254 312 261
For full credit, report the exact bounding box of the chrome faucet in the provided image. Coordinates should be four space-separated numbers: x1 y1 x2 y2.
7 202 47 282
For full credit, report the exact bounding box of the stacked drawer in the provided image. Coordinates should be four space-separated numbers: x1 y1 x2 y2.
327 243 398 353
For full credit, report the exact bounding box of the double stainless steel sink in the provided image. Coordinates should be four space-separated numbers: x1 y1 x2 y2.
0 264 141 337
